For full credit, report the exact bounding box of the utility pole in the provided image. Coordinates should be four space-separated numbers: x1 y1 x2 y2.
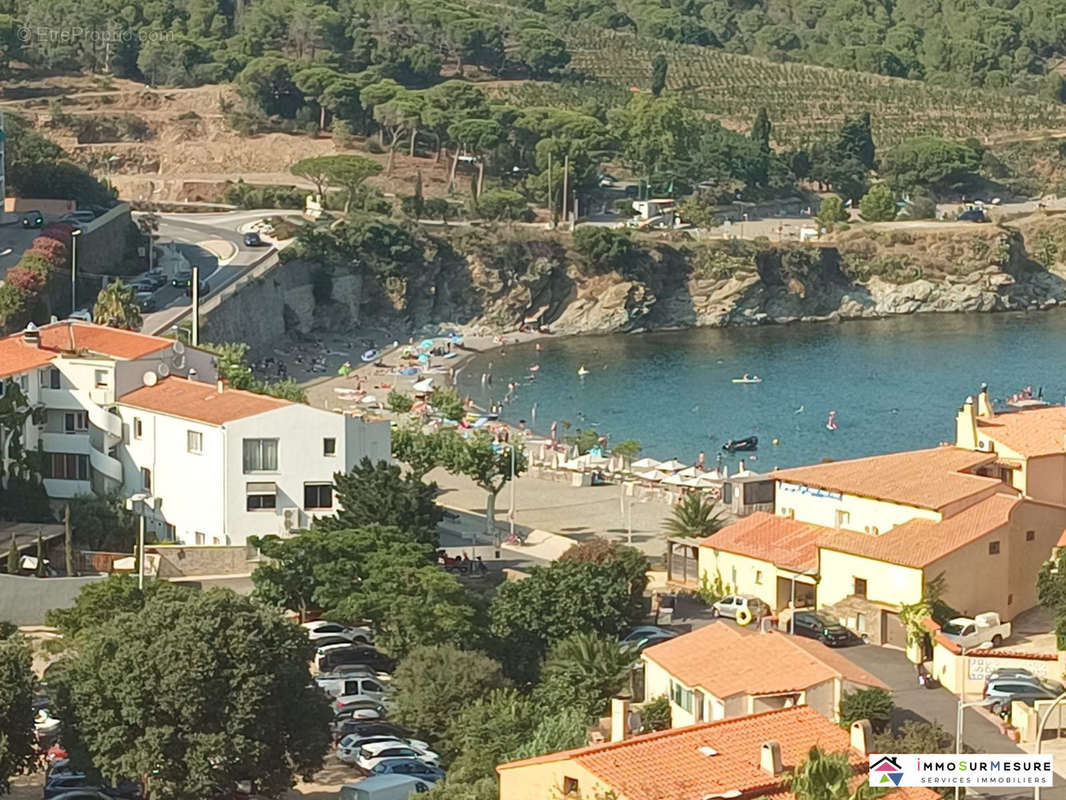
561 154 569 228
0 110 6 227
191 265 200 346
71 228 82 315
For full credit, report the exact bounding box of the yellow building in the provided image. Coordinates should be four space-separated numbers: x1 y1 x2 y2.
497 705 937 800
640 622 886 727
696 389 1066 647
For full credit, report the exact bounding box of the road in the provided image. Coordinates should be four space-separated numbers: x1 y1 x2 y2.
137 209 304 335
0 214 62 281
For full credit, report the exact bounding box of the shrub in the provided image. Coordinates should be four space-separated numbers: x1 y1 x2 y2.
388 389 413 413
573 226 634 273
365 138 384 154
815 195 847 225
0 283 27 322
839 687 894 731
640 696 671 732
859 184 898 222
30 237 68 266
40 223 74 248
474 189 534 222
332 119 354 147
17 251 55 278
5 267 44 297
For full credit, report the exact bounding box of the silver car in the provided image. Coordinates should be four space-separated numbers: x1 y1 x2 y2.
712 594 769 622
984 676 1063 714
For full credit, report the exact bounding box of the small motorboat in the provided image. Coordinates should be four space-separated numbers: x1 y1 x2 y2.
731 375 762 384
722 436 758 452
577 366 590 376
361 349 380 363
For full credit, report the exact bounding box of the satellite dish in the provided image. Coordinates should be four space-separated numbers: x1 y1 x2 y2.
142 371 158 387
157 363 170 377
173 341 185 355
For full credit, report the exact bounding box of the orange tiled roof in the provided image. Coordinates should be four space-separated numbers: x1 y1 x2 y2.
498 706 936 800
976 406 1066 457
819 492 1018 568
701 512 822 572
772 447 1001 510
0 321 175 378
642 623 886 698
119 376 290 425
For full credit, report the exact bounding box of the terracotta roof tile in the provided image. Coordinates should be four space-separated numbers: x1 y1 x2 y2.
818 492 1018 568
499 706 932 800
977 407 1066 457
772 447 1001 510
701 512 822 572
119 376 290 425
0 321 176 379
642 623 886 698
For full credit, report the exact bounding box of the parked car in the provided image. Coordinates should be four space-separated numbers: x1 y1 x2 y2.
340 774 433 799
46 760 76 780
319 676 390 700
983 668 1063 693
318 645 396 674
134 291 156 312
334 687 390 713
332 719 408 742
333 698 387 721
171 270 193 288
789 611 852 647
984 676 1062 714
302 621 374 644
338 735 435 765
957 208 987 222
243 232 265 247
320 664 386 680
356 741 439 773
21 210 43 228
370 759 445 783
940 612 1010 649
47 794 115 800
619 626 678 651
139 270 167 290
711 595 769 622
44 775 100 799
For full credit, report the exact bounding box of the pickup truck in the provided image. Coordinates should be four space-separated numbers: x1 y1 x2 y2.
939 612 1010 649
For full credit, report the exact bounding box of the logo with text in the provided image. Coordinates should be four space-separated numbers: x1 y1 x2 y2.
869 755 1054 787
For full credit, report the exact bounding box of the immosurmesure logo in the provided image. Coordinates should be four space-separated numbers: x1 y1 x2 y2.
869 754 1054 787
870 756 904 786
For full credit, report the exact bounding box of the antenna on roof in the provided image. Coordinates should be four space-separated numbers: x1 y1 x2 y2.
142 371 158 387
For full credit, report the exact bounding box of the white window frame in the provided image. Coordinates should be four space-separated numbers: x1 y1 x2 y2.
243 438 279 473
187 430 203 454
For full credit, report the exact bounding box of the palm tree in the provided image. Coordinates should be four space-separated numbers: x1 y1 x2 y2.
664 492 726 538
788 747 883 800
537 632 638 720
93 280 142 330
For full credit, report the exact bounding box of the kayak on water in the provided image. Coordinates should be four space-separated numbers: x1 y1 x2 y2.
732 374 762 384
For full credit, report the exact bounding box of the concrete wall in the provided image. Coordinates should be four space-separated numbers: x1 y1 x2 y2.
1024 454 1066 506
0 574 103 625
5 198 76 215
498 759 606 800
147 545 253 578
78 204 136 276
776 482 940 533
698 546 779 609
816 549 924 610
932 638 1064 697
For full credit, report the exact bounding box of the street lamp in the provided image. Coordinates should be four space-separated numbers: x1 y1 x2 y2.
70 228 82 315
955 694 997 800
125 492 150 590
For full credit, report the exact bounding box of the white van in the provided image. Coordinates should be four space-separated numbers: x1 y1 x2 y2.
339 774 432 800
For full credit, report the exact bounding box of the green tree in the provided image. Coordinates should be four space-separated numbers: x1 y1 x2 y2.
52 589 331 800
92 280 142 330
873 720 952 754
859 184 898 222
431 386 465 420
788 747 873 800
640 696 671 731
391 425 447 478
0 631 36 794
444 689 537 782
881 136 982 190
447 118 502 196
441 431 527 537
315 457 442 545
45 574 190 637
678 192 720 229
573 227 635 273
751 107 772 153
387 389 413 413
651 53 668 96
838 112 876 170
391 645 507 743
559 539 648 623
489 559 638 681
290 155 334 201
1038 547 1066 647
534 632 637 720
65 495 138 552
474 189 533 222
202 342 307 402
236 56 303 118
608 93 699 179
517 28 570 78
507 708 588 760
816 195 848 226
320 154 383 213
664 492 726 538
838 687 895 731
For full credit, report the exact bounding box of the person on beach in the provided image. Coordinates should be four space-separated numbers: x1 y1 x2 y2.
697 451 706 471
550 421 558 444
465 395 473 410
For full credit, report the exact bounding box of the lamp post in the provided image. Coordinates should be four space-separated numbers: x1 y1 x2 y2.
70 228 82 315
955 694 996 800
125 492 149 590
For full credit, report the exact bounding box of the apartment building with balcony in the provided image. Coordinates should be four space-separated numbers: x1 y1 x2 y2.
0 321 390 545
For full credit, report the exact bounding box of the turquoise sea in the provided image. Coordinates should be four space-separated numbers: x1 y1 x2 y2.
455 312 1066 470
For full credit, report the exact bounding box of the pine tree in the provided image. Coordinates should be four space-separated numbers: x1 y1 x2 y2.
651 54 668 97
751 107 772 153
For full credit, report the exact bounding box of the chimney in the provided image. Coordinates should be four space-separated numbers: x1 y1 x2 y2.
610 696 631 743
955 396 978 450
760 741 783 775
217 379 224 394
977 383 994 417
189 368 198 381
22 322 40 348
850 720 872 755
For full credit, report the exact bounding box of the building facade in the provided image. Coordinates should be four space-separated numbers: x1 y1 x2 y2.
0 321 390 545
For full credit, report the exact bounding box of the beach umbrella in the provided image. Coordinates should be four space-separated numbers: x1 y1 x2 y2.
630 457 662 470
361 395 379 405
658 458 688 472
677 466 700 478
412 378 434 393
662 473 688 486
636 469 668 482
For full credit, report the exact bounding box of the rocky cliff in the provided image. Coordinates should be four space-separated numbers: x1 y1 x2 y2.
212 215 1066 349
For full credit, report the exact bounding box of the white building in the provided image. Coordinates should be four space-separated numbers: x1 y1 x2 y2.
0 321 390 545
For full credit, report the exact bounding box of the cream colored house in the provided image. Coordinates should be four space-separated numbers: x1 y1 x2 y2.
641 623 886 727
497 704 938 800
696 387 1066 647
